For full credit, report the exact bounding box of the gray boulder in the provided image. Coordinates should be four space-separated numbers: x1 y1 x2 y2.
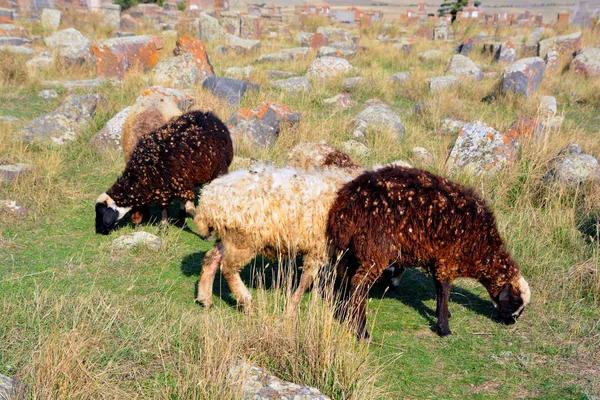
538 95 557 117
0 373 27 399
352 104 405 140
19 94 106 145
343 76 371 91
202 77 259 105
544 143 600 185
41 8 61 31
391 72 411 83
307 56 354 80
428 75 459 92
90 106 131 152
316 26 351 42
494 40 516 64
538 31 582 59
502 57 545 97
44 28 92 65
0 45 34 55
38 89 58 99
198 12 223 42
223 66 254 80
266 70 297 80
270 76 312 94
571 47 600 78
447 54 483 80
447 121 516 175
25 51 53 70
226 101 301 147
257 47 308 63
228 360 330 400
112 232 161 250
439 118 466 135
226 34 261 53
0 163 34 183
317 46 355 58
154 54 201 88
418 49 444 63
323 94 356 109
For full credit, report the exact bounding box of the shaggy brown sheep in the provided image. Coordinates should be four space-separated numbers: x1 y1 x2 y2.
327 166 531 339
95 110 233 235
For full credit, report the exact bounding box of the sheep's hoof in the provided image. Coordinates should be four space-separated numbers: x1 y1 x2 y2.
357 331 372 343
436 326 453 337
195 299 213 309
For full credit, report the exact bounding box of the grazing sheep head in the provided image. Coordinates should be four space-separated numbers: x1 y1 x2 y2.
95 193 131 235
493 276 531 324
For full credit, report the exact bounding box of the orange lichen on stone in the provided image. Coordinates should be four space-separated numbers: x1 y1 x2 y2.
174 34 214 77
90 36 163 80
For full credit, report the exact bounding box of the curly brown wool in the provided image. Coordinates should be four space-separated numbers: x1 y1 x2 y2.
327 166 530 339
95 110 233 235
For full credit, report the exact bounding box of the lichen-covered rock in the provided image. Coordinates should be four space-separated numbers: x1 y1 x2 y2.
153 54 200 88
571 47 600 78
544 143 600 185
418 49 444 63
0 21 28 38
90 106 131 152
352 104 405 140
41 8 61 31
538 31 582 59
447 121 516 175
494 40 516 64
226 101 301 147
257 47 308 63
343 139 371 157
544 48 560 73
0 163 33 183
112 231 160 250
439 118 466 135
198 12 223 42
316 46 355 58
309 32 328 49
202 77 259 105
90 35 163 80
224 66 254 80
226 33 261 53
391 71 411 83
307 56 354 80
343 76 371 92
173 34 214 81
266 70 297 80
120 14 137 31
412 146 434 164
458 38 477 55
0 373 27 399
502 57 545 97
323 93 356 109
538 96 557 117
295 31 313 47
38 89 58 99
428 75 459 92
0 200 28 217
19 94 106 145
316 26 351 42
447 54 483 80
270 76 312 94
0 44 33 54
44 28 92 65
228 360 330 400
25 51 53 70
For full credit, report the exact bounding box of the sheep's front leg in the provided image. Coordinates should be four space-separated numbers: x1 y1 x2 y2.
221 246 255 315
196 241 224 308
348 273 373 342
286 255 323 316
434 276 452 337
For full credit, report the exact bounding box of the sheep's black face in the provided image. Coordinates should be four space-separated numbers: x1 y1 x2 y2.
95 202 119 235
495 284 526 324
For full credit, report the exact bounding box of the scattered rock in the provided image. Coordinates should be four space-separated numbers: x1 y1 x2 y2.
153 54 201 88
309 32 328 50
257 47 308 63
112 231 161 250
494 40 516 63
538 96 557 117
100 4 121 30
412 147 434 164
439 118 466 135
270 76 312 94
41 8 61 31
226 101 301 147
40 78 115 90
0 373 27 399
0 21 27 37
544 48 560 73
295 31 313 47
198 12 223 42
418 49 444 63
413 102 429 115
0 163 34 183
25 51 53 70
38 89 58 99
316 26 351 42
323 93 356 109
90 106 131 152
19 94 106 145
447 121 516 175
228 360 330 400
224 66 254 80
0 200 28 217
502 57 545 97
0 44 33 54
538 31 582 59
343 76 370 92
571 47 600 78
90 35 163 80
428 75 459 92
316 46 355 58
391 72 411 83
202 77 259 105
343 139 371 157
527 27 546 47
447 54 483 80
173 34 214 81
226 33 260 53
307 56 354 80
458 38 477 55
44 28 92 66
120 14 137 31
266 70 297 80
544 143 600 185
352 104 405 140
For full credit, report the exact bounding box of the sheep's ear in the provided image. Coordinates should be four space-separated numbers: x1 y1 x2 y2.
498 284 511 303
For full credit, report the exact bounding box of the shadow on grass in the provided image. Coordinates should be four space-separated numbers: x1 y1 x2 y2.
369 269 497 333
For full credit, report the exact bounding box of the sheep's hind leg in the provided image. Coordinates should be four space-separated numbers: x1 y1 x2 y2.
347 273 374 342
433 276 452 337
286 256 323 316
221 245 255 315
196 241 224 308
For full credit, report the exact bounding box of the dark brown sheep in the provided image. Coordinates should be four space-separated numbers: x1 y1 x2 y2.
327 166 531 339
95 110 233 235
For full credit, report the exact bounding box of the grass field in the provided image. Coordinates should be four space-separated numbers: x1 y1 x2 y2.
1 16 600 399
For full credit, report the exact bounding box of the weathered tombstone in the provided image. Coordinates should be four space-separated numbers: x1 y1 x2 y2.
41 8 61 31
101 4 121 30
